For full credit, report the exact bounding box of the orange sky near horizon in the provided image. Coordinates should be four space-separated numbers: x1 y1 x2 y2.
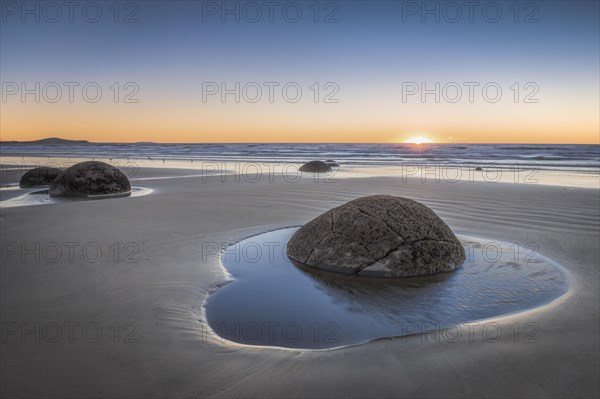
3 126 598 145
2 99 598 144
0 117 600 144
2 128 598 145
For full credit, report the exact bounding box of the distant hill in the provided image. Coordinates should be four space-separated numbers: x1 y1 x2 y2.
1 137 91 145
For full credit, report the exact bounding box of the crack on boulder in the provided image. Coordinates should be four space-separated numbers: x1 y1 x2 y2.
347 205 406 241
303 211 335 263
330 210 334 232
354 238 459 273
330 208 400 255
352 200 447 242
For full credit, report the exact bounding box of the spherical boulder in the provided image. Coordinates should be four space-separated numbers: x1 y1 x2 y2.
287 195 465 278
49 161 131 198
19 167 62 188
299 160 332 173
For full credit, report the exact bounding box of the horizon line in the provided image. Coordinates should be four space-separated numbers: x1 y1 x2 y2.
1 140 599 146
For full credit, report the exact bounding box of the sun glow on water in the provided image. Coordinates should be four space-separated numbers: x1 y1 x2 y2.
403 136 434 145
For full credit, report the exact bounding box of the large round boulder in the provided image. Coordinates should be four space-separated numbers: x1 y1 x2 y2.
49 161 131 198
19 167 62 188
299 161 332 173
287 195 465 278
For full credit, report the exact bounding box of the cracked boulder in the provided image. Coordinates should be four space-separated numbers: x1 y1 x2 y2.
19 167 62 188
286 195 465 278
49 161 131 198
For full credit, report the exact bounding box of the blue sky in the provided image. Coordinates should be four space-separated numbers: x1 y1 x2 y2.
1 0 599 143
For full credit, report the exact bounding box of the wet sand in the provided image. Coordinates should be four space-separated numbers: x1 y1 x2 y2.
1 166 598 398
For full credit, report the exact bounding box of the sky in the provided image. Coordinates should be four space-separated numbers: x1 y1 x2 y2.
1 0 599 144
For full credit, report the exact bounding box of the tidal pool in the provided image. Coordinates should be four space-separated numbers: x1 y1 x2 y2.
204 228 570 349
0 187 152 208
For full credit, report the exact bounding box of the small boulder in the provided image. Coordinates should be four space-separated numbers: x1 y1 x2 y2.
287 195 465 278
19 167 62 188
475 167 483 171
324 160 340 167
299 161 332 173
49 161 131 198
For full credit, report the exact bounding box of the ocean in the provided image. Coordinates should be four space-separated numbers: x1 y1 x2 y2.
1 143 599 188
1 143 598 172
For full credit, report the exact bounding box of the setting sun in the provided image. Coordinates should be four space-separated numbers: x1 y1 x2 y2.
404 136 434 145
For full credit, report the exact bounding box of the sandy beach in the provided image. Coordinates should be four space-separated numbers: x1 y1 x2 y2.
2 0 598 395
1 165 598 398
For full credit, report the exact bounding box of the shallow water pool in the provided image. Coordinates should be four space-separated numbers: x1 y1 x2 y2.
204 228 570 349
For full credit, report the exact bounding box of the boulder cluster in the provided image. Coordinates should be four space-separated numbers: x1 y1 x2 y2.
18 161 131 198
299 160 332 173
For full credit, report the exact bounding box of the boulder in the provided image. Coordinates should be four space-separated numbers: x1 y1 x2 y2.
299 161 332 173
49 161 131 198
287 195 465 278
324 159 340 167
19 167 62 188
